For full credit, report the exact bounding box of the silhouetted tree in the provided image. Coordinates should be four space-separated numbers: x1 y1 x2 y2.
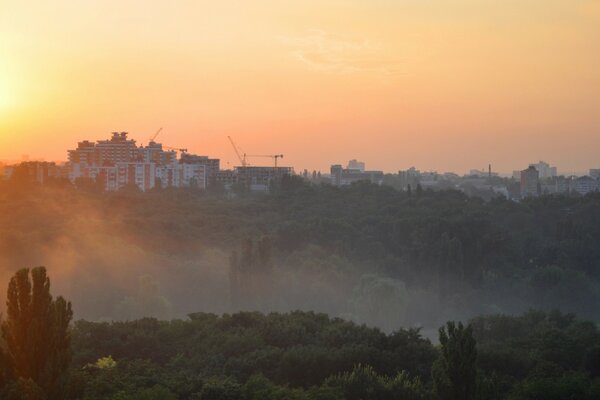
0 267 73 399
433 321 477 400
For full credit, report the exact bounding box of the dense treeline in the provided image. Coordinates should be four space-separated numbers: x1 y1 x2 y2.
64 310 599 399
2 270 599 400
0 175 599 327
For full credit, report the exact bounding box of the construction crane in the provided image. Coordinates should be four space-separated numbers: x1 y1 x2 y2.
163 146 187 154
227 136 284 167
245 154 284 167
228 136 247 167
149 127 163 143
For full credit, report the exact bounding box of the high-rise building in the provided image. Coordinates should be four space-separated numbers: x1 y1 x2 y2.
347 159 365 172
139 141 177 165
67 132 215 191
95 132 139 163
180 153 220 178
520 166 539 197
529 161 557 179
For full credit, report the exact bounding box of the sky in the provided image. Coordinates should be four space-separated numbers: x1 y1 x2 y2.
0 0 599 174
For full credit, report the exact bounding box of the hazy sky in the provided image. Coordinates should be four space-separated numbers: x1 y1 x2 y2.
1 0 599 173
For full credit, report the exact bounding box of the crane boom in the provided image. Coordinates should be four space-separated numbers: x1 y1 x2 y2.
149 127 163 143
163 146 187 153
228 136 247 167
245 154 284 167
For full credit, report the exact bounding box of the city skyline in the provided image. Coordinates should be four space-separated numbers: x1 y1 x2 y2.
4 130 599 198
1 1 600 173
0 131 594 177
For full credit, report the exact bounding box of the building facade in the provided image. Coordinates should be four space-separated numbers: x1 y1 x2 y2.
67 132 213 191
330 164 384 186
520 166 540 197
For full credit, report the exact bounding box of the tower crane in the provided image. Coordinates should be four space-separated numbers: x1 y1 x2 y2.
228 136 247 167
245 154 284 167
149 127 163 144
163 146 188 154
227 136 284 167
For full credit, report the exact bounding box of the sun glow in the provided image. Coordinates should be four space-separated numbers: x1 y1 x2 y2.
0 73 16 113
0 90 11 111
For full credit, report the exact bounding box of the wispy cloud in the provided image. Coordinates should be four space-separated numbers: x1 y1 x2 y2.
279 29 405 78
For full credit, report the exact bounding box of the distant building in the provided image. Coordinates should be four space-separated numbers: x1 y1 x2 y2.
469 168 498 178
512 170 522 181
180 153 220 178
215 169 238 188
541 176 570 195
590 169 600 180
400 167 420 179
529 161 557 179
67 132 215 191
520 166 539 197
235 166 293 191
3 161 66 184
419 171 440 188
572 176 599 195
98 162 156 191
347 159 365 172
330 164 383 186
139 141 177 165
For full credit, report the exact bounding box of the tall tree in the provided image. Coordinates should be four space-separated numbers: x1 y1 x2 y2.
433 321 477 400
0 267 73 399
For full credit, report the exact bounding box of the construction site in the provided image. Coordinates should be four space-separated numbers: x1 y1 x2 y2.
42 130 293 192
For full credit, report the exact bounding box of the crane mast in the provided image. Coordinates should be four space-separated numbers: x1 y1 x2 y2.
228 136 247 167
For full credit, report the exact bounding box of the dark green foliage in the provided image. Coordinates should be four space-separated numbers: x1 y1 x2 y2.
471 310 600 399
1 378 46 400
198 377 243 400
68 310 600 399
1 180 600 326
433 322 477 400
0 267 73 399
508 372 600 400
325 364 427 400
71 311 436 388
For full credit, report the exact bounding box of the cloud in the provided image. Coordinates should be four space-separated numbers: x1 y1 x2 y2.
279 29 405 78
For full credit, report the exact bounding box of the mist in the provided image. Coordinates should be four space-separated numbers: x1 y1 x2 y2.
1 181 598 335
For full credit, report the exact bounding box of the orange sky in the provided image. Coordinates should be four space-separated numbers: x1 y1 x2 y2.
1 0 599 174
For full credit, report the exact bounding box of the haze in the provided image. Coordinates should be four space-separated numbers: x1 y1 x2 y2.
1 0 599 173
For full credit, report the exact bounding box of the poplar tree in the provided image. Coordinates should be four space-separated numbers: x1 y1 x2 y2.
0 267 73 399
433 321 478 400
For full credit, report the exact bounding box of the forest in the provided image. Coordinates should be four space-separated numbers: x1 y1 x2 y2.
0 175 599 398
0 174 599 329
0 268 599 399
